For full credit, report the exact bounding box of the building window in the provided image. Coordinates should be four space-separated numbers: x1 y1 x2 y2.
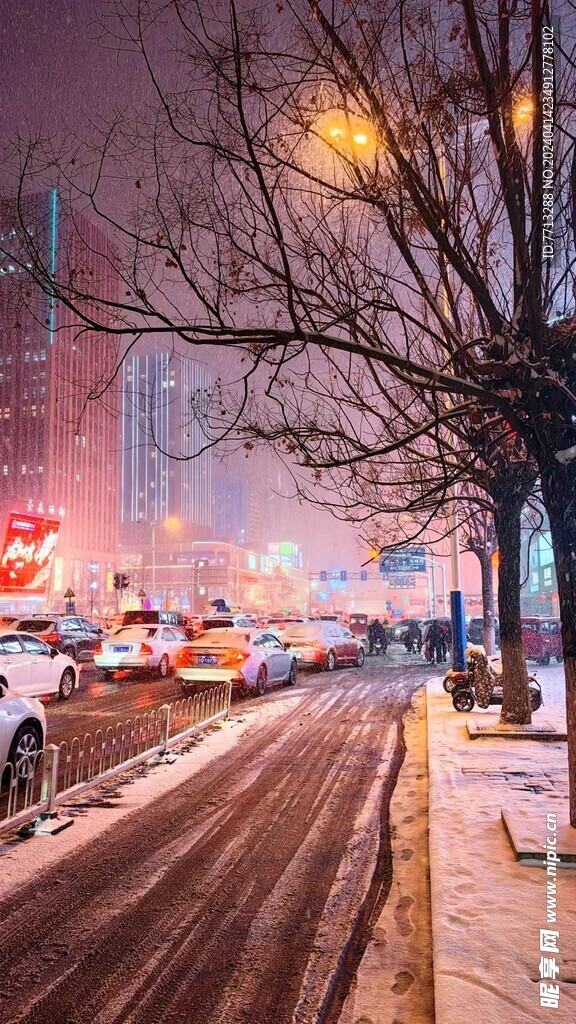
40 350 46 361
24 352 30 363
38 465 43 473
2 465 7 475
21 465 26 474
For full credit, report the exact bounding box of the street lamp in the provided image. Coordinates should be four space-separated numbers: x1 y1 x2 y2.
318 111 378 161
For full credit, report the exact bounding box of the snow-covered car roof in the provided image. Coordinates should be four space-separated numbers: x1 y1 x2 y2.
110 626 161 640
280 621 334 637
188 628 259 647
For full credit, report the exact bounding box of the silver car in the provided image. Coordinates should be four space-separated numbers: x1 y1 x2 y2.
176 628 298 695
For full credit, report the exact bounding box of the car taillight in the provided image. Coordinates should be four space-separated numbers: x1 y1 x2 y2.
176 647 194 666
93 643 103 655
221 650 250 667
45 633 60 645
140 643 154 655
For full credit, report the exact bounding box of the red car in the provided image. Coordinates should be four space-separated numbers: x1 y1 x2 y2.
521 617 563 665
280 621 365 671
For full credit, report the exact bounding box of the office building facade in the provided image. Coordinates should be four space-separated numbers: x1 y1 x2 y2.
0 190 120 612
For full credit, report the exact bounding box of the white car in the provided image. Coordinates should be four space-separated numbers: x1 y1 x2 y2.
175 628 298 695
93 624 190 679
0 629 78 700
0 685 46 779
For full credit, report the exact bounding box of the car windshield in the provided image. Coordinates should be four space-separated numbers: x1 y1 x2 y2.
112 627 158 640
191 629 251 648
16 619 55 632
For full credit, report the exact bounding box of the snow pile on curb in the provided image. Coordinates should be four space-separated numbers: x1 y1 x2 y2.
427 668 576 1024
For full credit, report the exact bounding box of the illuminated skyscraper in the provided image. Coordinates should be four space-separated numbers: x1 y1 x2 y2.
120 346 212 531
0 191 120 610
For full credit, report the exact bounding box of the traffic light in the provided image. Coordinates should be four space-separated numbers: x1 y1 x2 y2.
121 573 130 589
113 572 122 590
360 570 368 582
340 570 347 582
320 571 327 582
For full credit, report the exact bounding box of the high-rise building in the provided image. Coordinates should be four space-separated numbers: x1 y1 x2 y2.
120 346 212 531
119 345 213 608
0 190 120 612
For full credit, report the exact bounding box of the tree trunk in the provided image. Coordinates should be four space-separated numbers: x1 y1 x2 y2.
478 551 496 656
540 460 576 827
493 493 532 725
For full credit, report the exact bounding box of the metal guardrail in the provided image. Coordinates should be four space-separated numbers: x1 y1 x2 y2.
0 683 231 836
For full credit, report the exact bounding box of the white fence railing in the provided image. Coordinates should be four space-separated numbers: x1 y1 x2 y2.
0 683 231 836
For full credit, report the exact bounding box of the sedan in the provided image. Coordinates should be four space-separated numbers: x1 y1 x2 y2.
0 685 46 779
11 616 106 662
0 630 78 700
175 628 298 696
93 624 190 679
281 621 365 671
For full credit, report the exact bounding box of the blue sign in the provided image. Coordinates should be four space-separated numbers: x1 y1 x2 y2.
380 546 426 574
389 573 416 589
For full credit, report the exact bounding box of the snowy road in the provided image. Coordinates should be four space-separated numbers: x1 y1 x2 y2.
0 658 423 1024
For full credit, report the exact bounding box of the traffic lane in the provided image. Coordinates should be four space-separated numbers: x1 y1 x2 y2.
42 655 387 750
42 663 196 748
43 658 324 749
0 665 421 1024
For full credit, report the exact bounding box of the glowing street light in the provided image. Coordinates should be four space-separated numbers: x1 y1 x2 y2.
319 111 377 158
514 98 534 125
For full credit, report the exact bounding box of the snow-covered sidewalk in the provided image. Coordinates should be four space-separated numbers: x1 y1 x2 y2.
427 664 576 1024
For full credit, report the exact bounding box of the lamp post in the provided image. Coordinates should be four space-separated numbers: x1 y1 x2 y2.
151 522 157 609
317 112 468 666
425 549 447 618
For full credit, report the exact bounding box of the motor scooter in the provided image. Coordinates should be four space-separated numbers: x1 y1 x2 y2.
445 647 543 713
368 635 387 656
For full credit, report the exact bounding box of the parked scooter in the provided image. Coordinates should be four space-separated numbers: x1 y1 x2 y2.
445 647 543 713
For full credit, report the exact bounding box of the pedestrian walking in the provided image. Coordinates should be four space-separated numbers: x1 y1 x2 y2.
427 619 445 664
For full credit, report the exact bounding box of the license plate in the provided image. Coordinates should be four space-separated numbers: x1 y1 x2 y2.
113 646 130 653
199 656 218 665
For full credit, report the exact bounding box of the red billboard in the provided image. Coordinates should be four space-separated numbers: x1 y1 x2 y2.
0 512 61 594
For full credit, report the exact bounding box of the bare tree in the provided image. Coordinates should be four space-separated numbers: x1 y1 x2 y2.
2 1 576 815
